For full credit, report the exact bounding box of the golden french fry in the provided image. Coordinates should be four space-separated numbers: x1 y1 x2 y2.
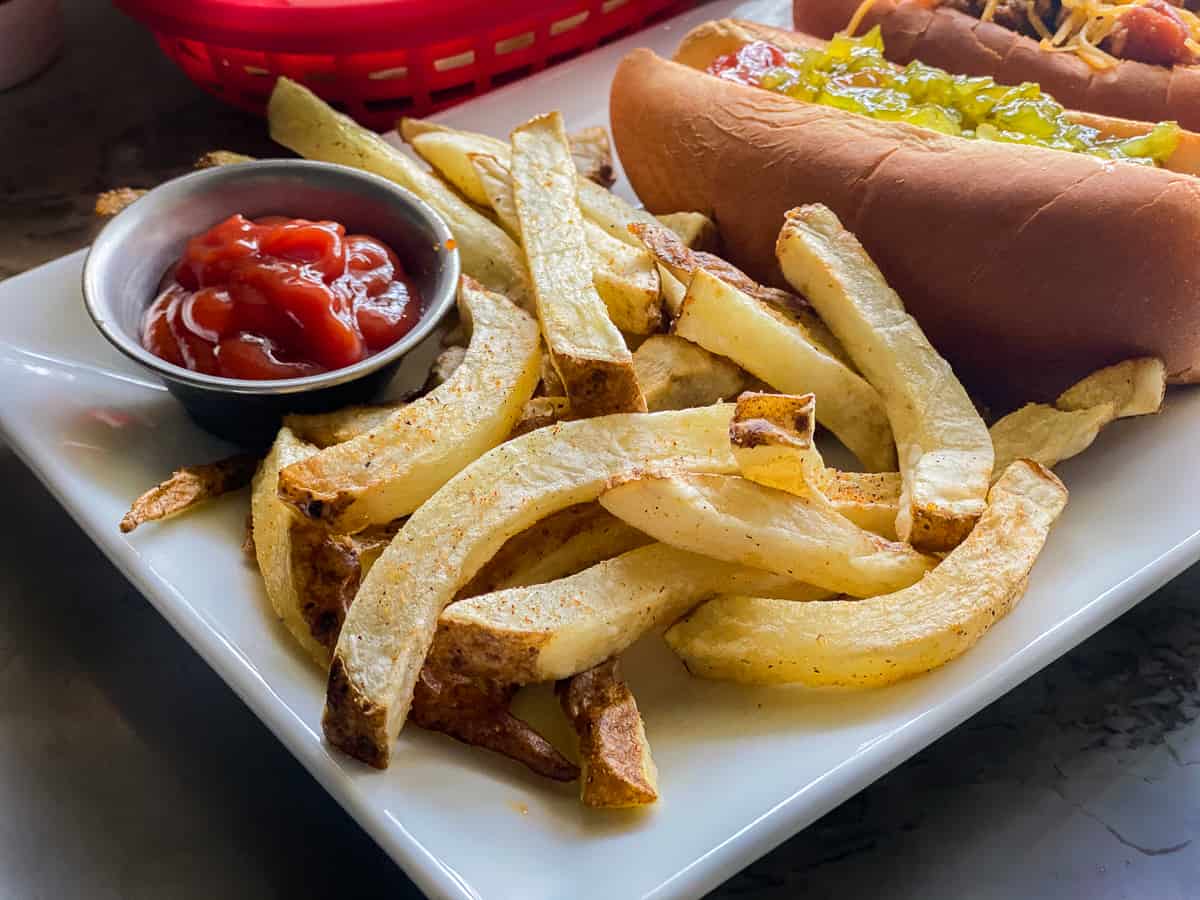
511 112 645 415
674 268 895 472
729 391 825 495
1056 357 1166 417
324 404 739 768
456 502 649 600
285 405 401 448
121 454 257 533
666 461 1067 687
434 542 828 684
656 211 718 251
471 153 662 335
558 659 658 808
277 278 541 531
599 473 934 597
990 403 1116 476
634 334 755 412
777 204 992 551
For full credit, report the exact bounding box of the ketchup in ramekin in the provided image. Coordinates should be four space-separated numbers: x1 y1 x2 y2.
141 214 423 380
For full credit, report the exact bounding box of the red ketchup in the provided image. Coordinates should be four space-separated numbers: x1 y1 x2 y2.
142 215 423 380
707 41 787 86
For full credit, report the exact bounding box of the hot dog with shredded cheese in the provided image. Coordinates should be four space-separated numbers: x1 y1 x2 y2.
794 0 1200 129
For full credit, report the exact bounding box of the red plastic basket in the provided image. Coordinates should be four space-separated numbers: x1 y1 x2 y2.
115 0 698 130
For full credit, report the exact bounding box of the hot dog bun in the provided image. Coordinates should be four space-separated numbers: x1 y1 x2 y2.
609 21 1200 403
793 0 1200 132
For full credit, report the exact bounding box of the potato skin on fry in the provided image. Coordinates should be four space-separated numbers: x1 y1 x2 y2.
559 659 658 808
121 454 257 533
411 663 579 783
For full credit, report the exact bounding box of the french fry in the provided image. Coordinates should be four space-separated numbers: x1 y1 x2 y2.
121 454 257 533
568 125 616 189
1056 357 1166 417
277 278 541 531
674 268 895 472
558 659 658 808
665 461 1067 687
634 334 755 412
285 404 402 448
456 503 650 600
400 116 691 317
267 78 534 309
510 112 645 415
471 153 662 334
508 396 574 438
599 473 934 597
324 405 739 768
433 542 829 684
655 211 719 251
990 403 1116 476
411 662 579 783
250 429 330 666
777 204 993 551
821 471 903 540
728 392 824 495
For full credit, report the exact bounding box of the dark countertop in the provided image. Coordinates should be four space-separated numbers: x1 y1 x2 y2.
2 3 1199 898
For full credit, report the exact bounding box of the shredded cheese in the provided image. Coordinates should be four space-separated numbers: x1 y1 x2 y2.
844 0 881 36
1025 0 1055 39
981 0 1200 70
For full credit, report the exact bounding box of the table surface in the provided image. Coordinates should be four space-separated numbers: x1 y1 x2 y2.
3 3 1200 898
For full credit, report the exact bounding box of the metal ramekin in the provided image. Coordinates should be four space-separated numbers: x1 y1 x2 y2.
83 159 460 446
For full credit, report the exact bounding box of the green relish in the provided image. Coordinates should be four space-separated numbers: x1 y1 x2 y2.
713 28 1180 165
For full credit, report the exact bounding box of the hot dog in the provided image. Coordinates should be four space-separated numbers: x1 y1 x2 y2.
609 18 1200 403
793 0 1200 131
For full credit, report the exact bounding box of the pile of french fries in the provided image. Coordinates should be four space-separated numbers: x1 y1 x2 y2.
120 78 1169 809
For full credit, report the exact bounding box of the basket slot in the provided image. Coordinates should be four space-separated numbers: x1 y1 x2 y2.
550 11 589 36
495 32 535 56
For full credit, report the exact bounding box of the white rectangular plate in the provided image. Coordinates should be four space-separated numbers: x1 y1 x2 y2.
3 2 1199 897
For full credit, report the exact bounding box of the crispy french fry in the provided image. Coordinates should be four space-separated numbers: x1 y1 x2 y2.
600 473 934 597
1056 357 1166 417
411 662 579 783
674 268 895 471
285 405 401 448
194 149 254 169
121 454 257 533
559 659 658 808
510 113 645 415
568 125 616 189
277 278 541 531
434 542 828 684
456 502 650 599
509 396 575 439
990 403 1116 476
656 211 718 251
324 405 739 768
268 78 533 309
821 471 902 540
666 461 1067 687
95 187 147 217
251 429 330 666
471 153 661 334
729 391 825 495
400 116 691 319
777 205 992 551
634 334 755 411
